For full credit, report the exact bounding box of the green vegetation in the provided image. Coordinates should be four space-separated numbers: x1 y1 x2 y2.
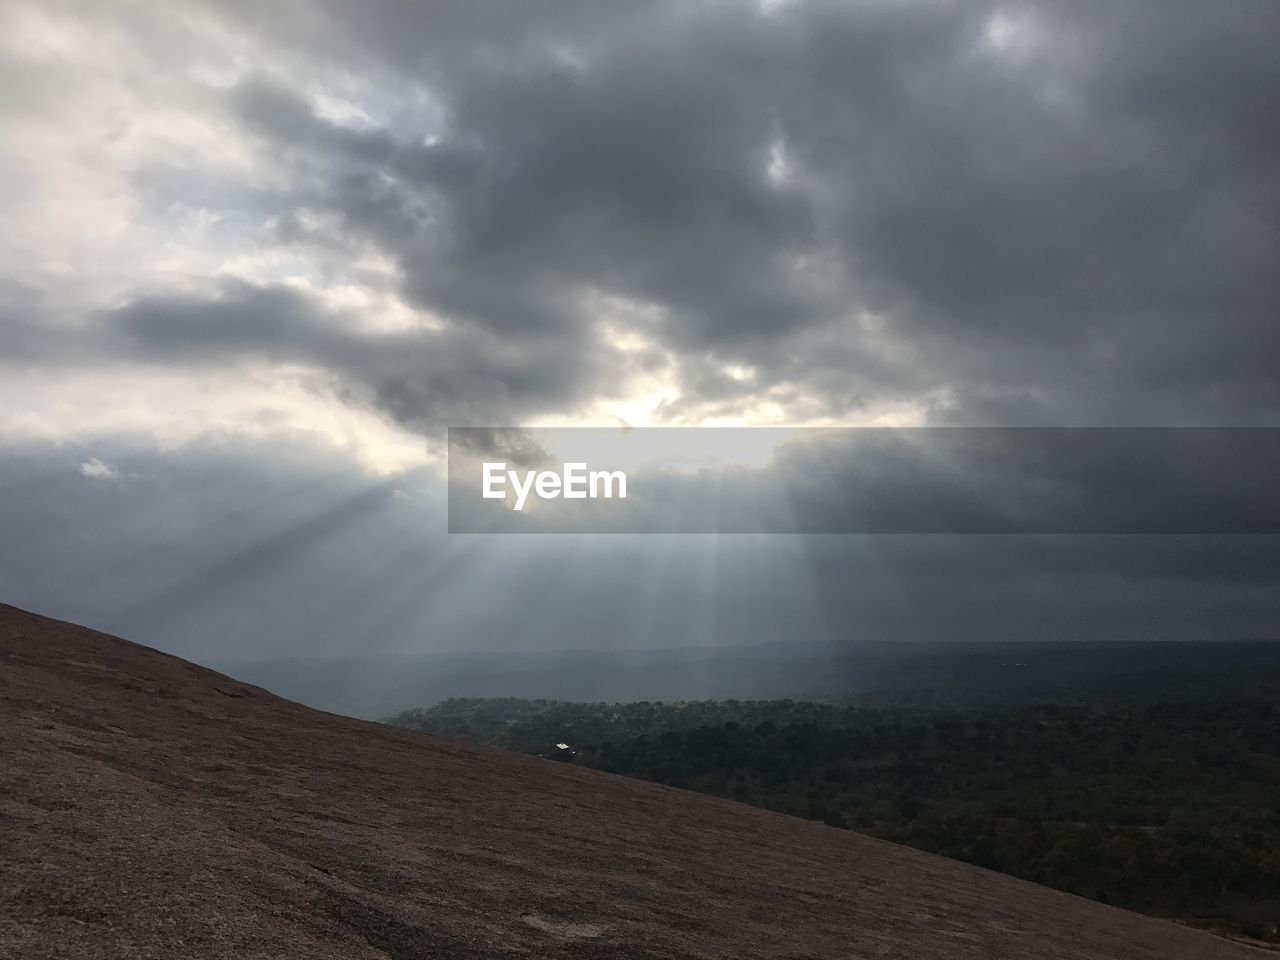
391 696 1280 943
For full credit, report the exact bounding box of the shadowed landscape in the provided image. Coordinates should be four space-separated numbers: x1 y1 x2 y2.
1 602 1270 959
391 694 1280 942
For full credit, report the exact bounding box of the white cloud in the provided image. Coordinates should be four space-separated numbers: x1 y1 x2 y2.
78 457 121 480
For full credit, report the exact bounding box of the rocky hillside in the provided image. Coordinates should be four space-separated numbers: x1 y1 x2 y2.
0 603 1263 959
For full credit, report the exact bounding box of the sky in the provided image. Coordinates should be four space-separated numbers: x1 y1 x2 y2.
2 0 1279 660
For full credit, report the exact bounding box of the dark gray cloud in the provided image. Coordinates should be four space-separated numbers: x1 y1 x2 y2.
10 1 1278 429
103 280 630 430
165 0 1280 428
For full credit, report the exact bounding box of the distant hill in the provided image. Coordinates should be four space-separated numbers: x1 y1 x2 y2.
216 637 1280 719
1 602 1267 959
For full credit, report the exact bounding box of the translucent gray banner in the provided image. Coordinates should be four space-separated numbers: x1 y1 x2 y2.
447 427 1280 534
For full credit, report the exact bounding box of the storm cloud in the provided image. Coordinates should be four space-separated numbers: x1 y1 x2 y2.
1 1 1278 658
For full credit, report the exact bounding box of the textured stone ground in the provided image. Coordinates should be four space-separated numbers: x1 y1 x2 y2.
0 603 1263 959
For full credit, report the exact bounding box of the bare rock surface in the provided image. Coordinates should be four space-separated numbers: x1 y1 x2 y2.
0 603 1260 958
